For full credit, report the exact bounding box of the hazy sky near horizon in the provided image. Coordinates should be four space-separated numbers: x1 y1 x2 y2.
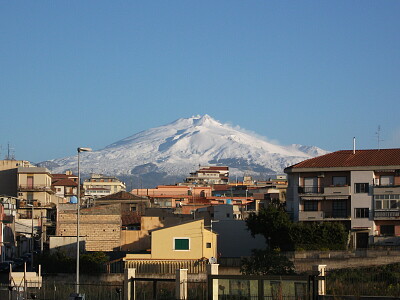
1 1 399 163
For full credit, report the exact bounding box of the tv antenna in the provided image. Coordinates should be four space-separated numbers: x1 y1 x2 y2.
375 125 384 150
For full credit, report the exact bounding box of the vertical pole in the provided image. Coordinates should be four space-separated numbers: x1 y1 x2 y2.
207 264 219 300
124 268 136 300
176 269 188 300
76 150 80 295
40 211 44 252
31 204 34 271
313 264 327 296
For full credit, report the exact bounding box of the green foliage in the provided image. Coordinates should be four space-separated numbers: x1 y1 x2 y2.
241 249 295 275
36 250 109 274
80 251 109 273
246 202 293 251
328 263 400 297
246 204 348 251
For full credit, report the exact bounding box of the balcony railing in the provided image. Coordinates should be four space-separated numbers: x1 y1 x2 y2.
373 185 400 195
374 210 400 219
19 184 54 193
299 210 350 221
298 186 324 194
18 200 40 208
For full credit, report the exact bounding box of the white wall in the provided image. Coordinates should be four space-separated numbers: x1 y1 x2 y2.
350 171 375 233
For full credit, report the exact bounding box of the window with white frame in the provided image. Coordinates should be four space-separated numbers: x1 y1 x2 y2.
375 194 400 209
174 238 190 250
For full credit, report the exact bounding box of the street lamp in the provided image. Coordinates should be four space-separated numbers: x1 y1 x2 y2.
76 147 91 295
26 204 34 271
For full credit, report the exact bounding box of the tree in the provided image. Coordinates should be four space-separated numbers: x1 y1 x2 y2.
246 202 294 251
241 249 295 275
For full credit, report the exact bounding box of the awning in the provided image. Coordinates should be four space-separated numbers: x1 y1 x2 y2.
325 196 350 200
301 196 324 201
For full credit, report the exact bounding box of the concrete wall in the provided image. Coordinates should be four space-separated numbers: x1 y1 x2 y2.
350 171 375 233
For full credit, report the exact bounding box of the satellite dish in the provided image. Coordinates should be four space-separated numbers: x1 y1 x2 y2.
208 257 217 264
70 196 78 204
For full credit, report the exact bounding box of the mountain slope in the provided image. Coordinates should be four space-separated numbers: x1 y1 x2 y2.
42 115 328 180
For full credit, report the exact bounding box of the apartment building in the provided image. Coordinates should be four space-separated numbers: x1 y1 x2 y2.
52 171 78 202
285 149 400 248
83 174 126 198
185 166 229 185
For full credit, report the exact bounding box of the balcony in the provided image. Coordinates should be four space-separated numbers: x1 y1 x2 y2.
373 186 400 195
299 210 350 221
298 186 324 195
299 211 324 221
374 210 400 220
19 184 54 193
18 200 40 208
324 185 351 196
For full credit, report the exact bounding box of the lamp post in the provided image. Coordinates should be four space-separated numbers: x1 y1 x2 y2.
76 147 91 295
26 204 34 271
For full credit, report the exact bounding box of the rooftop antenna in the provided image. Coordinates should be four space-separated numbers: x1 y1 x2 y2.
353 137 356 154
376 125 383 150
5 142 15 160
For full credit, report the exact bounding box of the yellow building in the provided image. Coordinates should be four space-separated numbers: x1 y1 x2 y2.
124 219 217 260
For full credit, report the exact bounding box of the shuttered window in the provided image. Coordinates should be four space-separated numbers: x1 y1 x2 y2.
174 238 189 250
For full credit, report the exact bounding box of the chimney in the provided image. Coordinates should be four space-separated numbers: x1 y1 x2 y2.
353 137 356 154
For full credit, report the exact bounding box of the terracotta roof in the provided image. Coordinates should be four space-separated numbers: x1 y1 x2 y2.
96 191 145 200
52 179 78 187
122 212 141 225
288 149 400 169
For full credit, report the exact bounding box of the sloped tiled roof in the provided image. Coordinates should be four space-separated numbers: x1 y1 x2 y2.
96 191 145 201
122 212 141 225
288 149 400 169
52 178 78 187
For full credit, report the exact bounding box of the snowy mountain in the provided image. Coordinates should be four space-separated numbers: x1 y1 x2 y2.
40 115 328 185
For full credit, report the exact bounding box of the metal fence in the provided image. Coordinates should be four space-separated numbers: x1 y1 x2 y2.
0 281 124 300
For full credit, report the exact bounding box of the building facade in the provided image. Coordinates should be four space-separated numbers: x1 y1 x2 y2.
285 149 400 248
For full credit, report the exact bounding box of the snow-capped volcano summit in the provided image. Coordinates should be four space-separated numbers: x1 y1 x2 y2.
42 115 328 182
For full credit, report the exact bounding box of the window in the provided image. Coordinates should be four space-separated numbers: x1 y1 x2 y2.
333 176 347 186
206 242 212 248
380 176 394 186
355 208 369 218
380 225 395 236
355 183 369 193
375 195 400 210
332 200 347 218
304 201 318 211
174 238 190 250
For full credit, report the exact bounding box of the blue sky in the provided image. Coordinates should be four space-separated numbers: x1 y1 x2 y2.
1 1 399 162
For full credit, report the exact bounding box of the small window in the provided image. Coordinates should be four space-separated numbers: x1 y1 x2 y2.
226 213 230 218
304 201 318 211
206 242 211 248
355 183 369 193
380 225 395 236
355 208 369 218
174 238 189 250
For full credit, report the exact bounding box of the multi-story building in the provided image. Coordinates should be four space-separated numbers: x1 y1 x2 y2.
83 174 126 198
52 171 78 202
285 148 400 248
185 166 229 185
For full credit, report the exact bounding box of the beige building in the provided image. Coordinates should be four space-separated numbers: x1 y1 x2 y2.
124 219 217 260
55 203 121 252
83 174 126 198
